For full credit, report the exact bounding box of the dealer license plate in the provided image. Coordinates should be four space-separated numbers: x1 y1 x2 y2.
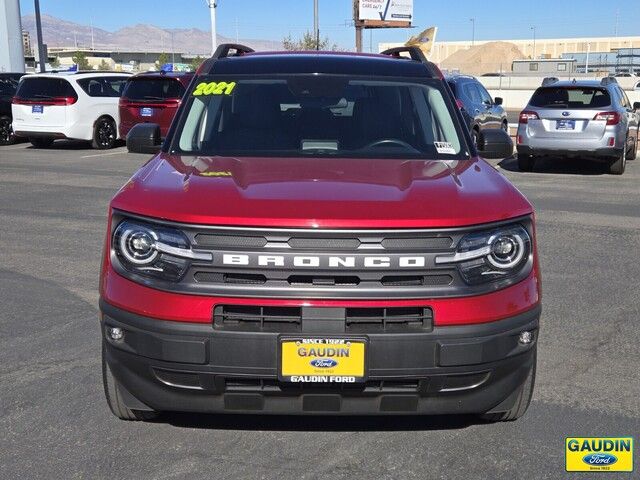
556 119 575 130
32 105 43 114
140 107 153 117
280 338 366 383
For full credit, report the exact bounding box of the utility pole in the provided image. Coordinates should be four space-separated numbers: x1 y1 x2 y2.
585 42 590 75
34 0 46 72
353 0 362 52
313 0 319 50
470 18 475 47
206 0 217 55
531 26 537 59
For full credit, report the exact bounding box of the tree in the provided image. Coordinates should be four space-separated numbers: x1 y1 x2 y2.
98 59 110 70
49 56 60 68
157 52 170 66
72 51 90 70
282 31 340 51
190 56 205 72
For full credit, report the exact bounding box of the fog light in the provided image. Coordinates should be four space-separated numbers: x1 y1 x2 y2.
109 327 124 341
518 330 533 345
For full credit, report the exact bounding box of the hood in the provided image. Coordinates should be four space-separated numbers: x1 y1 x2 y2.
110 154 533 228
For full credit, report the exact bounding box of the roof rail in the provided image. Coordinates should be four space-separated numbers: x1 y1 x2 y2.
212 43 254 59
601 76 618 85
379 46 442 78
541 77 559 86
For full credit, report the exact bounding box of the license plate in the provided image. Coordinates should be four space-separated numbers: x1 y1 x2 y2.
32 105 43 114
556 119 575 130
140 107 153 117
280 338 366 383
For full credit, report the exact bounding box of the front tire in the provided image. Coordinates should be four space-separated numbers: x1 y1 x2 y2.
517 154 536 172
92 117 117 150
102 342 158 421
29 137 55 148
0 115 15 145
480 349 536 422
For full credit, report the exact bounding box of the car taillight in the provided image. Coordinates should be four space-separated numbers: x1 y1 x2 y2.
519 111 539 124
12 96 76 106
455 99 465 110
593 111 620 126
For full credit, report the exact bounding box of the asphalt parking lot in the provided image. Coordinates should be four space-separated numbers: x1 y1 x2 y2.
1 140 639 479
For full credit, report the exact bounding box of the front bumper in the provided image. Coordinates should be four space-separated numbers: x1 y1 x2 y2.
101 300 540 415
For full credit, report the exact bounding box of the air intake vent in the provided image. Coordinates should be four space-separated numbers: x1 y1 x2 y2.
214 305 302 332
345 307 433 332
194 234 267 248
195 272 267 284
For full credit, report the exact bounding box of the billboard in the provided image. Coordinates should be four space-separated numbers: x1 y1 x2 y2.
357 0 413 27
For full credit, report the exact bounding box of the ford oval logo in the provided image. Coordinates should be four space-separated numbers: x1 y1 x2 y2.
582 453 617 466
310 358 338 368
562 111 571 117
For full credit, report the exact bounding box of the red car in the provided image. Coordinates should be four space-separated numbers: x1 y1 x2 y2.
101 45 540 422
118 71 193 139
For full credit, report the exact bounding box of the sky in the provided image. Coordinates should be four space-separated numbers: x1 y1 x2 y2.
18 0 640 50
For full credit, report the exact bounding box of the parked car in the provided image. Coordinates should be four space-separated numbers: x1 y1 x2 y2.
101 44 539 423
446 74 508 146
119 71 193 140
0 72 26 145
517 77 640 174
12 72 131 149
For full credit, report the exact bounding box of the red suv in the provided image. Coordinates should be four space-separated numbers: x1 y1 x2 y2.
118 71 193 139
101 45 541 422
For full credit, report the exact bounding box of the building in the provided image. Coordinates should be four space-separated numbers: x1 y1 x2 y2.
47 48 199 72
562 48 640 74
22 30 31 56
380 35 640 64
512 58 577 75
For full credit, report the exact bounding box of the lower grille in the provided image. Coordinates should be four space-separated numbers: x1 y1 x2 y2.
213 305 433 333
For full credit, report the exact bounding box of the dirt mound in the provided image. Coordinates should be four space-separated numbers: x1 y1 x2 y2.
440 41 525 75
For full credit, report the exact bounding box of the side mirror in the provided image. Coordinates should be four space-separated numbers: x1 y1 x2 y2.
494 97 503 106
633 102 640 111
477 128 513 159
126 123 162 154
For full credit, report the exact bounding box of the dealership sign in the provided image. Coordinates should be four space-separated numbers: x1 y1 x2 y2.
358 0 413 25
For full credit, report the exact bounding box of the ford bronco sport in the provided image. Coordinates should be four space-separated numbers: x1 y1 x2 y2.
100 44 541 422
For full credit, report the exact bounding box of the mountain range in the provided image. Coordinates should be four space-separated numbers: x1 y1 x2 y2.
21 14 282 55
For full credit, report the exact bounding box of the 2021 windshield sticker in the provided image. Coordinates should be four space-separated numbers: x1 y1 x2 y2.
192 81 237 96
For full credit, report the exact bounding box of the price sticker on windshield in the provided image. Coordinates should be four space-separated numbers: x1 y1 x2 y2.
192 81 237 96
434 142 456 155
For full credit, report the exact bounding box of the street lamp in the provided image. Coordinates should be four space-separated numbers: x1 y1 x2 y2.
205 0 217 56
470 18 475 47
531 26 537 59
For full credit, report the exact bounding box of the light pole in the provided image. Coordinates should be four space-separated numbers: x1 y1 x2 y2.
314 0 319 50
206 0 217 55
470 18 475 47
34 0 46 72
531 26 536 59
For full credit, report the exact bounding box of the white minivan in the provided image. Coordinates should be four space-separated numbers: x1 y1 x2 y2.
12 72 131 149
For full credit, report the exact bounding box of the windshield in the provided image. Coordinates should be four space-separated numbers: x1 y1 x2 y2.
123 78 186 101
529 87 611 109
172 75 468 159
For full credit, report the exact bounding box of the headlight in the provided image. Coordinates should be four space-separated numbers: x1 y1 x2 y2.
113 220 211 282
436 224 531 285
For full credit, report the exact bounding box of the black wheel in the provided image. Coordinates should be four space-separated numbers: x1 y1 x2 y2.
471 128 480 148
0 115 15 146
517 154 536 172
609 141 626 175
480 349 536 422
626 134 637 161
29 137 55 148
92 117 117 150
102 342 158 421
501 121 509 133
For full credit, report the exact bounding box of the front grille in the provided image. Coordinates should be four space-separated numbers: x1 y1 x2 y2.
213 305 433 333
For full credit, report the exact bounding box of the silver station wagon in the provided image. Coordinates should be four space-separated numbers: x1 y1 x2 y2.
516 77 640 175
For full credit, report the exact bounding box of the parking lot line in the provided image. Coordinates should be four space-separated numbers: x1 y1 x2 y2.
80 148 127 159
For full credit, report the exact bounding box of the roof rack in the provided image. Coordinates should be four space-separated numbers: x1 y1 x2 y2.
541 77 559 86
379 46 442 78
213 43 254 59
197 43 255 75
